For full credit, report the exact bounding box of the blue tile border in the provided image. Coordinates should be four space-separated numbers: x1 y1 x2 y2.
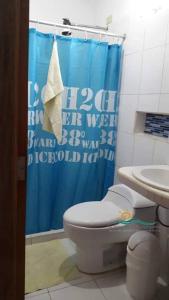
144 113 169 138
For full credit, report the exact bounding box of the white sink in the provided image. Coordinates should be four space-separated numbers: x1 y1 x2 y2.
132 165 169 192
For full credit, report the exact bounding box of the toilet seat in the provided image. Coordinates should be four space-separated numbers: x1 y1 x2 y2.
64 201 124 228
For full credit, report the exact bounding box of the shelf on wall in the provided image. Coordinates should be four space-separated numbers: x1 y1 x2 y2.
134 111 169 142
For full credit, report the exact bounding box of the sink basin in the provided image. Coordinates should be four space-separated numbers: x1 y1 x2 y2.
132 165 169 192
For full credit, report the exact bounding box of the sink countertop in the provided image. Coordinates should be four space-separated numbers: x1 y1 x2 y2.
118 167 169 208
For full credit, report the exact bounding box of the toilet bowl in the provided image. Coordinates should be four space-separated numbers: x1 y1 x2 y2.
63 184 156 274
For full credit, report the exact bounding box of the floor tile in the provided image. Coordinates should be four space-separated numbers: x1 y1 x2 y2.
95 270 132 300
49 280 106 300
25 289 48 298
25 292 50 299
48 274 92 292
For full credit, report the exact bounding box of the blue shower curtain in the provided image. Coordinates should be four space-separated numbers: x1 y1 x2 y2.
27 29 122 234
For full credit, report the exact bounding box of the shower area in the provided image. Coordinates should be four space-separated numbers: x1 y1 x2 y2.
27 18 124 235
25 5 125 294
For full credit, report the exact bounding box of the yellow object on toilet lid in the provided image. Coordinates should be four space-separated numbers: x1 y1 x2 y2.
63 201 125 228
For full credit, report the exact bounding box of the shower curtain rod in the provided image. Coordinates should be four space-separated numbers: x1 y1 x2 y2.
29 19 126 41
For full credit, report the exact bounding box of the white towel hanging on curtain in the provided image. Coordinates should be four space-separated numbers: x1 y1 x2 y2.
43 40 64 142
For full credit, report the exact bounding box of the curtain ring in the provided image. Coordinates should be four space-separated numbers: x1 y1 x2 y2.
84 31 88 41
68 26 71 37
54 25 58 40
35 17 38 31
36 17 39 32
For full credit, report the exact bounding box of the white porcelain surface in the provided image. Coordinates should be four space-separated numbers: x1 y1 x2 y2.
133 165 169 192
64 201 123 227
140 46 165 94
64 184 156 274
118 166 169 208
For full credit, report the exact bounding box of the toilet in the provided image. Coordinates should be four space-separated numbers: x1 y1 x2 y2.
63 184 156 274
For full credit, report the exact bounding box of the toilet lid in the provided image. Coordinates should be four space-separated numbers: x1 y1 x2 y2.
63 201 123 228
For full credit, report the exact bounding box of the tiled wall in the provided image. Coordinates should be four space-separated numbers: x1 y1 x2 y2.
95 0 169 170
117 11 169 169
144 113 169 138
116 6 169 168
95 1 169 172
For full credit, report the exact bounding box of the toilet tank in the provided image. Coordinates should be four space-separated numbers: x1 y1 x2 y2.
108 184 155 208
107 184 156 224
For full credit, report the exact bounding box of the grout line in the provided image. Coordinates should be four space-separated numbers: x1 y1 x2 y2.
125 42 169 57
131 28 146 166
137 27 146 107
157 24 169 112
93 279 108 300
120 92 169 96
48 291 52 300
25 289 49 298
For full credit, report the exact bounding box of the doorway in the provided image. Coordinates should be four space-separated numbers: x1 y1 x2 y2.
0 0 29 299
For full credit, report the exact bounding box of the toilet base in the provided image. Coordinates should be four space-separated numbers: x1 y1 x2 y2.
76 242 127 274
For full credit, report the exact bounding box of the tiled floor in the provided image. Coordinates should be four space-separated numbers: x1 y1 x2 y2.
25 268 169 300
25 237 169 300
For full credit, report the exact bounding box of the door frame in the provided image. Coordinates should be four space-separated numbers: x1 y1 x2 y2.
0 0 29 299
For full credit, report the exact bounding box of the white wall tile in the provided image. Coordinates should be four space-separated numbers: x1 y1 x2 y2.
161 45 169 93
158 94 169 113
153 140 169 165
165 18 169 45
144 11 169 50
121 52 142 94
124 17 145 55
138 94 160 112
108 14 131 38
133 135 155 165
116 132 134 167
140 46 165 94
118 95 138 133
